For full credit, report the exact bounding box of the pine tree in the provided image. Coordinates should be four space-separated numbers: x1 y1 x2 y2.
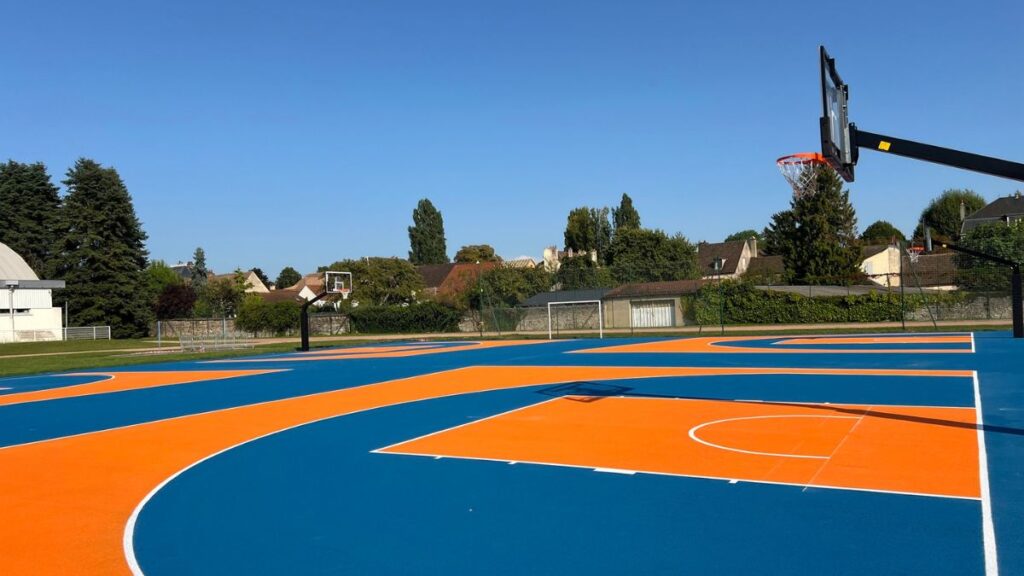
51 159 152 337
408 199 448 265
612 193 641 231
0 161 61 275
191 247 209 291
765 166 860 285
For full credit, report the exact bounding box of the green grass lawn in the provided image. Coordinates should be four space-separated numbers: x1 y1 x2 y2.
0 338 158 357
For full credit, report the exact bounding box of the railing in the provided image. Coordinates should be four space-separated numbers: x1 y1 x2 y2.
63 326 111 340
179 334 255 352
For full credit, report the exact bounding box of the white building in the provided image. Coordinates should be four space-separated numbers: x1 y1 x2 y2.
0 241 63 343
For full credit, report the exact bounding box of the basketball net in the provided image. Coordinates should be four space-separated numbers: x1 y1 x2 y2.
777 153 829 199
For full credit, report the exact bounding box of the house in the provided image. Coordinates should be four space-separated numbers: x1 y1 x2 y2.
901 251 958 291
170 261 196 281
962 192 1024 234
697 238 758 280
0 241 63 343
603 279 707 329
743 254 786 285
210 270 270 294
542 246 597 272
417 262 498 301
504 256 537 269
859 245 902 288
258 273 322 304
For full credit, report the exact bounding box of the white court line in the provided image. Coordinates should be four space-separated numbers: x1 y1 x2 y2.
974 371 999 575
376 449 980 501
971 332 977 354
371 397 562 454
687 415 859 459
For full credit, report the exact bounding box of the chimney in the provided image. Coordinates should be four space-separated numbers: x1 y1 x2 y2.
749 236 758 258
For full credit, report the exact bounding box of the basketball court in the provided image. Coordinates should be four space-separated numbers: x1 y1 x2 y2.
0 331 1021 575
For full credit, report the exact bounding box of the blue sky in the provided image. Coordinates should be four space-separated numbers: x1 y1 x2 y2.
2 1 1022 275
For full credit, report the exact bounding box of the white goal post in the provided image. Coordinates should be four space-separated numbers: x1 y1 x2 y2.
547 300 603 340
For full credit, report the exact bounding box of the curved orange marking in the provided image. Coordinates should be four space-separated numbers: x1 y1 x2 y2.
0 370 283 407
577 335 972 354
0 365 971 574
214 340 547 362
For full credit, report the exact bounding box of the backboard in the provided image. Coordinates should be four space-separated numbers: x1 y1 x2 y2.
820 46 855 181
323 271 352 299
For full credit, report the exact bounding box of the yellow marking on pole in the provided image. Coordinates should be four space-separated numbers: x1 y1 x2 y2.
879 141 892 151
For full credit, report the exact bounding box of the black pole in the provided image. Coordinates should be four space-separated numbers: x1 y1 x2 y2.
854 127 1024 183
299 291 330 351
1013 265 1023 339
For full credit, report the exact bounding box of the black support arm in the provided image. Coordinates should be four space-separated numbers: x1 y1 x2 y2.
853 127 1024 183
299 290 330 352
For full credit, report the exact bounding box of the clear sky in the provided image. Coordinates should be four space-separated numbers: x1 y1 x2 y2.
3 0 1022 275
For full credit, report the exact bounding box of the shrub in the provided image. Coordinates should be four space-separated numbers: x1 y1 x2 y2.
693 280 962 325
236 295 301 336
349 302 462 334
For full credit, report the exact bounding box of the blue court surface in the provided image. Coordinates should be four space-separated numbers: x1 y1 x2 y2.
0 332 1021 575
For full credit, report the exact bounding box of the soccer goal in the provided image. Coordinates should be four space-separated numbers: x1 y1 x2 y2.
547 300 603 340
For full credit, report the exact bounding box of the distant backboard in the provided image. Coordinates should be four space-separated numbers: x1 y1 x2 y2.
820 46 855 181
323 271 352 299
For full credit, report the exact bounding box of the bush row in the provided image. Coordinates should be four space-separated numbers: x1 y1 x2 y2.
691 281 963 325
349 302 462 333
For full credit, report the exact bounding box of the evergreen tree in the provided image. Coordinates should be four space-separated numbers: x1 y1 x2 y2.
51 159 151 337
191 247 209 291
0 161 61 275
612 193 641 231
408 199 448 265
275 266 302 288
764 166 860 285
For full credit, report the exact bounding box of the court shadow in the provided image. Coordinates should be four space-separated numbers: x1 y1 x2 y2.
536 381 633 403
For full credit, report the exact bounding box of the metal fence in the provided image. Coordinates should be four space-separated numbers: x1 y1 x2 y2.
0 326 110 343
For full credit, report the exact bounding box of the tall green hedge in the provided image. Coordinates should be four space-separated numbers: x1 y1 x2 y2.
349 302 462 333
692 281 960 325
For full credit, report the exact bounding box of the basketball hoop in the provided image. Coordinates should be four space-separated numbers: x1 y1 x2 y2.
340 288 350 300
777 153 829 199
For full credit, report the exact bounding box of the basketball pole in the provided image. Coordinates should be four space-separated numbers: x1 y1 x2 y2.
299 290 329 352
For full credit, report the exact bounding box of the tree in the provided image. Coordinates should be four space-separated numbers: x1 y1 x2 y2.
724 229 763 243
275 266 302 289
251 267 270 287
191 247 209 292
473 266 552 308
612 193 641 232
606 228 700 284
50 158 152 337
959 221 1024 291
556 256 614 290
860 220 905 244
764 166 860 285
321 257 424 306
913 189 985 241
236 295 300 336
0 161 61 275
563 206 612 262
145 260 180 295
454 244 501 263
408 198 448 265
199 270 249 317
155 284 197 319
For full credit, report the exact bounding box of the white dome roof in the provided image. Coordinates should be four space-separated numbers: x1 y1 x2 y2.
0 241 39 280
